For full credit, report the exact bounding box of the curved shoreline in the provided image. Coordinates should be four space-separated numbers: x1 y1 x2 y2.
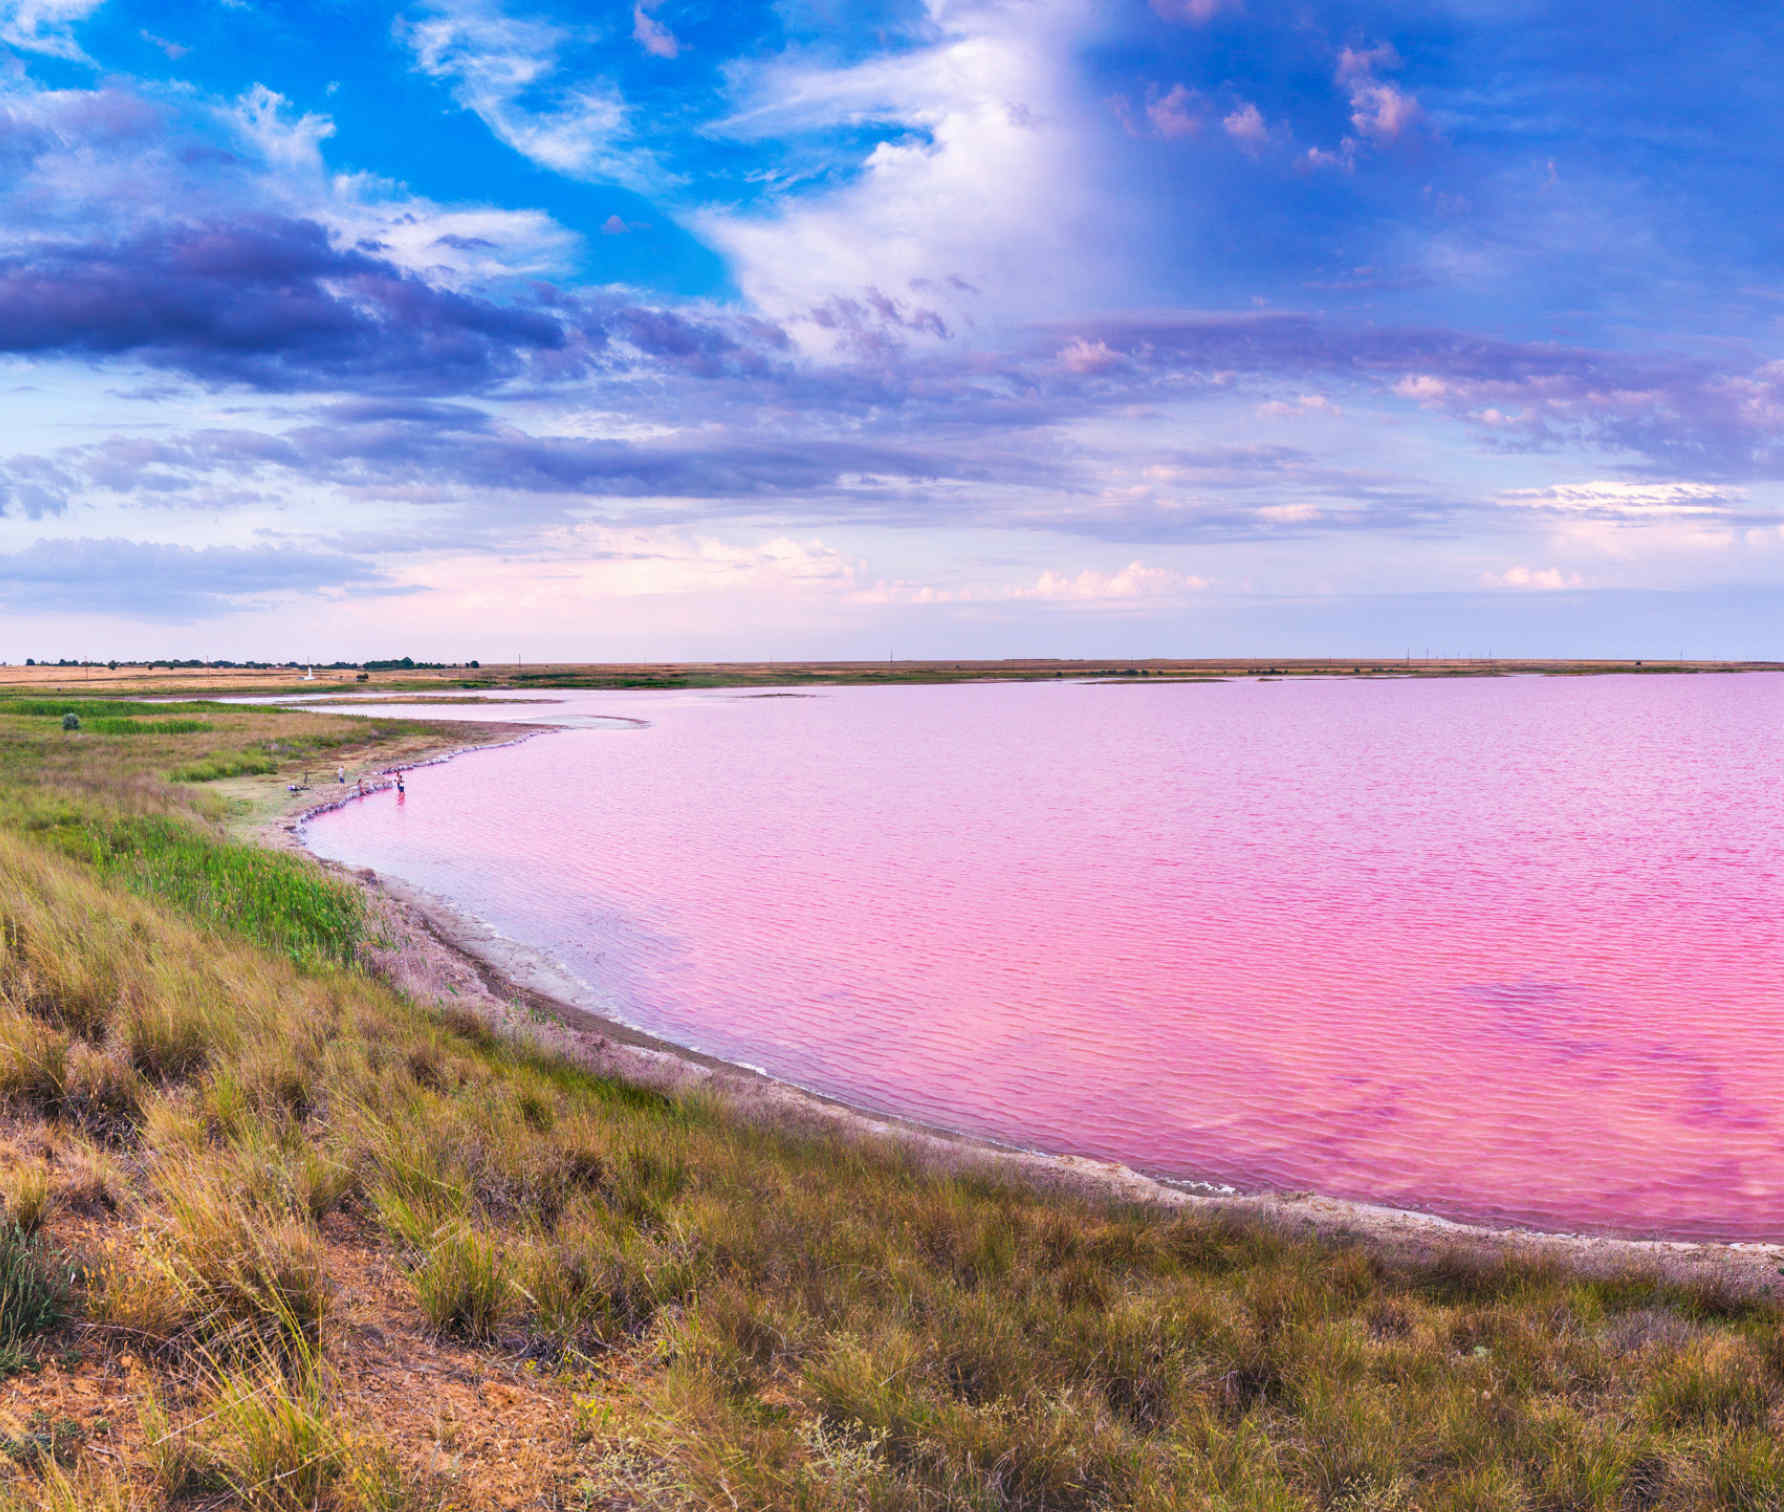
272 721 1784 1290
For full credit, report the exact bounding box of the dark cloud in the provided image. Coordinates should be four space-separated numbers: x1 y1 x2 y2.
0 212 804 397
319 399 494 430
0 218 579 394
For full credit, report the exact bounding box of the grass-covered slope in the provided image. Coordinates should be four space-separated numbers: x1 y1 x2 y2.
0 699 1781 1509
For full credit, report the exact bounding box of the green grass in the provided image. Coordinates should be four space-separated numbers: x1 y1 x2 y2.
0 1223 64 1376
169 750 281 781
31 810 362 966
83 718 212 736
0 699 220 720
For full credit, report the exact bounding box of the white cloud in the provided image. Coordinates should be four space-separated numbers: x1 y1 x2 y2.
218 87 582 285
1497 481 1738 518
229 86 336 176
397 1 667 190
0 0 102 60
1257 393 1340 418
699 0 1135 335
339 198 581 283
1019 561 1207 600
1480 565 1584 590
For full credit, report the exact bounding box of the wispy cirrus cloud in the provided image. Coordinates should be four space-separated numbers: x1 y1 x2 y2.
1498 482 1740 519
396 0 669 189
631 1 679 59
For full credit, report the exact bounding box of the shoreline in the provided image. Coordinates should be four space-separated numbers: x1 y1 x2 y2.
267 717 1784 1291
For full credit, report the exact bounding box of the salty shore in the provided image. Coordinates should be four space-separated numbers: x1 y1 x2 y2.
267 716 1784 1293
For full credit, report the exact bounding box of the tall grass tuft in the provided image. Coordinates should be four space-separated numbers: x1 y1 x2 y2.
0 1224 64 1373
3 1163 52 1234
144 1340 428 1512
409 1227 511 1342
156 1178 332 1352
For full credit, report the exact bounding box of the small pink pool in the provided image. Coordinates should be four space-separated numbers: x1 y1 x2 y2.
303 675 1784 1240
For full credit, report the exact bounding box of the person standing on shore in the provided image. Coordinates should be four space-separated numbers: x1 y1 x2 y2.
337 766 345 784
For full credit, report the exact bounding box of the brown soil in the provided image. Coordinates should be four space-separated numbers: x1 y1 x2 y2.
0 1202 595 1508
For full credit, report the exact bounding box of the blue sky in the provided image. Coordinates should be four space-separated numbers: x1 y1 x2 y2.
1 0 1781 660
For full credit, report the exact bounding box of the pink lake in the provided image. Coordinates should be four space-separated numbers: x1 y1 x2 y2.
300 675 1784 1240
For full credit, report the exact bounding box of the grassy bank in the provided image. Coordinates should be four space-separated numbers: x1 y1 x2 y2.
0 698 1782 1509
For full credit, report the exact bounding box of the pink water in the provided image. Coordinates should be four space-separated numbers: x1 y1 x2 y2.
301 676 1784 1240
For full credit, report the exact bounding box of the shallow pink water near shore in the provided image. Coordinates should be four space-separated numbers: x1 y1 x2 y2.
303 676 1784 1239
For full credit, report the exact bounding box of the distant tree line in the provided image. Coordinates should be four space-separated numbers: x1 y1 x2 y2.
7 657 484 671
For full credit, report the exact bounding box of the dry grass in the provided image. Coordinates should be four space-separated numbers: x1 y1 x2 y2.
0 700 1782 1508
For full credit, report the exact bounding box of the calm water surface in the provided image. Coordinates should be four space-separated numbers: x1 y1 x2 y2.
302 676 1784 1239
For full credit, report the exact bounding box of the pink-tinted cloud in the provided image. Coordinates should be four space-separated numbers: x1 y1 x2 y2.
1222 101 1269 148
1301 40 1423 163
1149 0 1237 23
1257 393 1340 417
1349 81 1421 141
1146 83 1203 139
1481 565 1584 590
1302 143 1354 173
1059 337 1122 373
1336 43 1401 84
632 2 680 59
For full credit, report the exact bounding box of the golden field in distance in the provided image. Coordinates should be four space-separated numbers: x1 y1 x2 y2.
0 655 1778 699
